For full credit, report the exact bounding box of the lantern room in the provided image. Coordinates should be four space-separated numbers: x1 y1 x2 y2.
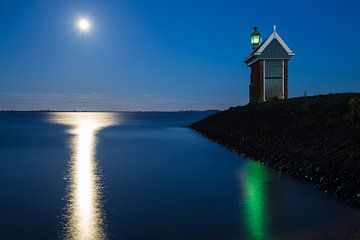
244 26 294 103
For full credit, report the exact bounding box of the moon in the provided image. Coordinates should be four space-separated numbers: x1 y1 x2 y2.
76 17 91 32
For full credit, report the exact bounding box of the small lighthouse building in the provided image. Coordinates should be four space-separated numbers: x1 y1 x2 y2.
244 26 294 103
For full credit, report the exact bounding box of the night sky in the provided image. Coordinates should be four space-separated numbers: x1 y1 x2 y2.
0 0 359 110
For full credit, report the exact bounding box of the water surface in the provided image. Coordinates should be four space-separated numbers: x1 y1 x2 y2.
0 112 359 240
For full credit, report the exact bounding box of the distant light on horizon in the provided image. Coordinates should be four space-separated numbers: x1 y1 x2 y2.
76 17 92 32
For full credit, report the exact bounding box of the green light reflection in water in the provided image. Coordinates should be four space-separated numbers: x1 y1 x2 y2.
241 161 270 240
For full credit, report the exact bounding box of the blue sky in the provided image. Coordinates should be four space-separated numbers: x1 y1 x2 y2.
0 0 359 110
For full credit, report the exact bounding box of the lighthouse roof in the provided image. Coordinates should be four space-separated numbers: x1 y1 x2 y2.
244 29 294 66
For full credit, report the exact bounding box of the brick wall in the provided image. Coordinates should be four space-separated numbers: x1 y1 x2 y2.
249 60 264 103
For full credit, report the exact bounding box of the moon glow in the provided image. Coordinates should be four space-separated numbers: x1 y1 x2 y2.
76 17 91 32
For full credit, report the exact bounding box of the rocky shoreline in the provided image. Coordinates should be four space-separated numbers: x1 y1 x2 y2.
190 93 360 207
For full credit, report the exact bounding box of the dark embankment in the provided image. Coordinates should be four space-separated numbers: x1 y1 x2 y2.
191 93 360 206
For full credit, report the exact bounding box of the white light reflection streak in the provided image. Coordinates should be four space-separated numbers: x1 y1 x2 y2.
49 113 118 240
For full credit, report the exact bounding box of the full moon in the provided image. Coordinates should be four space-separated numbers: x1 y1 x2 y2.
76 17 91 32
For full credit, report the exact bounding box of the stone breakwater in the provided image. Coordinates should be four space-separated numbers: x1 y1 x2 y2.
190 93 360 207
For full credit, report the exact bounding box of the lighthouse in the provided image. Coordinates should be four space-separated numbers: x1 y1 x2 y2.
244 26 294 103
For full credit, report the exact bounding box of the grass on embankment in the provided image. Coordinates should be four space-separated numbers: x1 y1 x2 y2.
190 93 360 206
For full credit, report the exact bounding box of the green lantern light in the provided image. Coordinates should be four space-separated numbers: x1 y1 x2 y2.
250 27 262 50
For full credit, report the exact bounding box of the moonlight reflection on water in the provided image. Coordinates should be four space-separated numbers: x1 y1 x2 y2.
1 112 360 239
49 112 118 240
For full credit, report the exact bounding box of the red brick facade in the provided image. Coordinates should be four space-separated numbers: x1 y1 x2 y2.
249 60 264 103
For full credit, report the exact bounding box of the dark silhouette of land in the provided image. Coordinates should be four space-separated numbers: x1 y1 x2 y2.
191 93 360 206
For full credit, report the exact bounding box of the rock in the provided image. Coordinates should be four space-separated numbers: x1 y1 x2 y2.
190 93 360 208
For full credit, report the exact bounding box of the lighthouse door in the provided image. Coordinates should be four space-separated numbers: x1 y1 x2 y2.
264 60 284 100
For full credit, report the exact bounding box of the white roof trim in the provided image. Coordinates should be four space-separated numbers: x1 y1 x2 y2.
244 53 253 63
246 56 292 66
255 31 294 56
245 58 260 66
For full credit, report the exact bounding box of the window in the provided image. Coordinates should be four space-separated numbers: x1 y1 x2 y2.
264 60 283 100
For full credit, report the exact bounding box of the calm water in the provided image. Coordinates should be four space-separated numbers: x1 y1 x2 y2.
0 112 360 240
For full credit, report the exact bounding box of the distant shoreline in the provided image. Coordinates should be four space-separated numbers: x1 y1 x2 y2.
190 93 360 207
0 110 220 113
